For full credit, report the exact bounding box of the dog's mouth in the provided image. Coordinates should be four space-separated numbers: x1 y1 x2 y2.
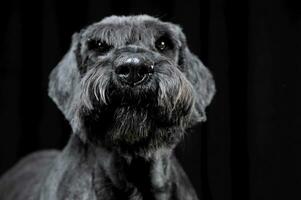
79 61 194 152
109 79 158 107
83 75 159 119
82 81 179 149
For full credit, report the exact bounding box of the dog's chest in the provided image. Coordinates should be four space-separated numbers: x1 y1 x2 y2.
92 163 172 200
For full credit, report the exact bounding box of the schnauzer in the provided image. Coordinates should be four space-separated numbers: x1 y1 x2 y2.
0 15 215 200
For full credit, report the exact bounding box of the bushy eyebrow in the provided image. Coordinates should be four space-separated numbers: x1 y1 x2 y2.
83 24 133 46
143 21 181 48
82 21 181 49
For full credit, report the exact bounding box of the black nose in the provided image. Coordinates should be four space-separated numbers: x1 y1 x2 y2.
115 61 154 86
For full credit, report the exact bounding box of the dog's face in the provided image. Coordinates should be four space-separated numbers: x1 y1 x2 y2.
49 15 215 154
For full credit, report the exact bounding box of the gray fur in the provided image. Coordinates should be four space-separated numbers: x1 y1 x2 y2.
0 15 215 200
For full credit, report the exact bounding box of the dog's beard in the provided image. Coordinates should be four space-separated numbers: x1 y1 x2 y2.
78 62 195 153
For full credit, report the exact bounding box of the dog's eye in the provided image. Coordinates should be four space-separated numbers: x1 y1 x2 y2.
87 39 112 54
155 36 173 52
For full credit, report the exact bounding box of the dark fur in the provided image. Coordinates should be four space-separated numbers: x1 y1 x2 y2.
0 15 215 200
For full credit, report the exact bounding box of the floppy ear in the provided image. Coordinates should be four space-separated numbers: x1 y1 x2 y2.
48 33 81 122
179 38 216 122
166 22 215 121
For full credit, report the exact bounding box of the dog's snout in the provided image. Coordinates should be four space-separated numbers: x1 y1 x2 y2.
115 57 154 86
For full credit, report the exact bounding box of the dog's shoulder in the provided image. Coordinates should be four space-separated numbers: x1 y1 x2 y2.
39 136 99 200
0 150 60 200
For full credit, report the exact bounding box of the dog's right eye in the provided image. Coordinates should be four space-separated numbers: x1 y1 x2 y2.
87 39 112 54
155 35 173 52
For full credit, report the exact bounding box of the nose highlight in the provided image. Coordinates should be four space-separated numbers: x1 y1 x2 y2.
115 57 154 86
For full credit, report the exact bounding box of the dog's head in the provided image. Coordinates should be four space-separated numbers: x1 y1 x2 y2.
49 15 215 154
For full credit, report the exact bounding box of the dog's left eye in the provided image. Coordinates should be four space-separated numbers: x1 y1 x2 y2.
155 36 173 52
87 39 112 54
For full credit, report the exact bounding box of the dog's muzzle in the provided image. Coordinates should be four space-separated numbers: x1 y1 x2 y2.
114 56 154 86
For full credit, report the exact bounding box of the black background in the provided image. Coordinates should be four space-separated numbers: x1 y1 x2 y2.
1 0 301 199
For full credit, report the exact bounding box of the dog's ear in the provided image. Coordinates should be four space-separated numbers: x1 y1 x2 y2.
48 33 81 121
176 29 216 122
184 49 215 121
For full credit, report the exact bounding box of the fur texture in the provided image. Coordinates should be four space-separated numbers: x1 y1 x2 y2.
0 15 215 200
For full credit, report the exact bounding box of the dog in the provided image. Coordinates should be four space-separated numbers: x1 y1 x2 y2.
0 15 215 200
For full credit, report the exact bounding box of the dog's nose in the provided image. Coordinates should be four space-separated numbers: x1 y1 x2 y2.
115 58 154 86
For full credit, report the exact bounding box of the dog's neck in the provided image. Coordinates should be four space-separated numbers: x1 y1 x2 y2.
93 144 173 199
70 135 174 199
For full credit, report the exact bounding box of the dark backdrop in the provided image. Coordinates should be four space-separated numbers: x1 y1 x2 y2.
1 0 301 199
